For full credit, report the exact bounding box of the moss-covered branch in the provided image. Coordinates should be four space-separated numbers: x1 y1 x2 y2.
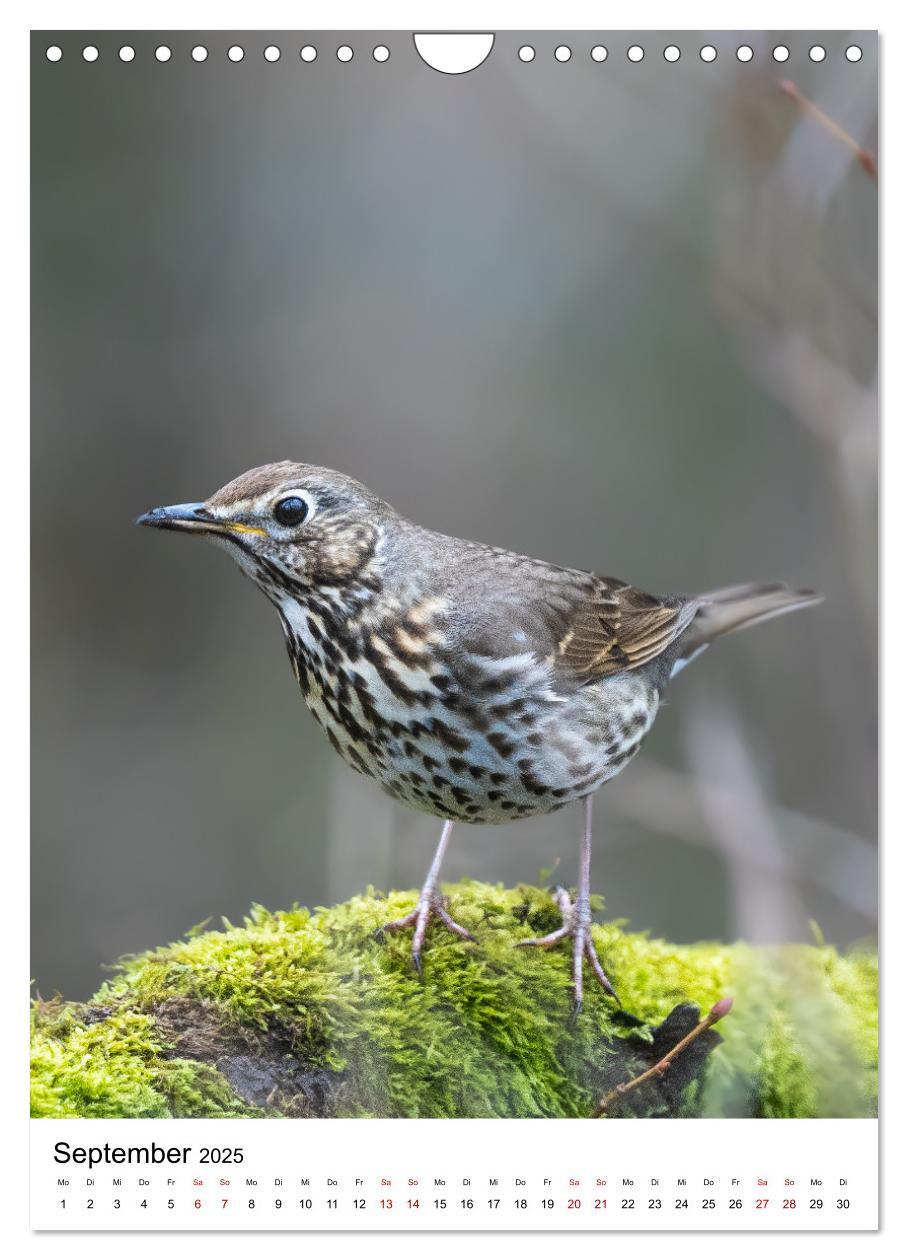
31 881 877 1120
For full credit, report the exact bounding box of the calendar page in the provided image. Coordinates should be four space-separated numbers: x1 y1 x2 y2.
29 13 879 1237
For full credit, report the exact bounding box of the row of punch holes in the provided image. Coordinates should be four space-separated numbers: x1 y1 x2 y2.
45 41 865 66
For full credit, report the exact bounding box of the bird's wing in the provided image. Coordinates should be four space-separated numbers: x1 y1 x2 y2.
548 575 698 685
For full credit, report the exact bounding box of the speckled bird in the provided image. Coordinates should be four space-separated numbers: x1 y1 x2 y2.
138 462 821 1011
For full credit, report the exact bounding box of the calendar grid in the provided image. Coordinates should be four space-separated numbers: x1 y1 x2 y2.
31 1118 878 1231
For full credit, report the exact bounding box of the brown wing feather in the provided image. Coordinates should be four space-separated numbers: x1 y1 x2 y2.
554 577 696 684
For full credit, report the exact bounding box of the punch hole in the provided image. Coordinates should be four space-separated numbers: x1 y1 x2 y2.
45 45 62 62
590 46 607 63
119 46 136 62
413 33 494 74
736 45 754 63
554 45 572 62
699 45 717 63
627 45 644 63
300 46 317 63
773 45 790 63
809 45 826 62
191 46 208 63
373 45 390 62
264 46 281 63
663 45 681 63
82 45 99 62
228 45 245 62
518 45 535 62
337 45 354 62
155 46 172 63
846 45 863 62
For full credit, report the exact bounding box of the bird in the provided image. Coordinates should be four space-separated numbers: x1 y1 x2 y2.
138 461 821 1012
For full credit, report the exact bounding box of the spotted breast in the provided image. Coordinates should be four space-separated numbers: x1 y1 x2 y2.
277 548 663 825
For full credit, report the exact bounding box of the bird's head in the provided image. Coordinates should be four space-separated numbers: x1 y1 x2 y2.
137 461 393 602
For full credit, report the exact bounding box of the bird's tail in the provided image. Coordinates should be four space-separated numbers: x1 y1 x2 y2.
670 582 823 678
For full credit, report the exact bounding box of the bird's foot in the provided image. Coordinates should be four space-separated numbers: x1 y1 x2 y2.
516 885 620 1016
374 886 476 980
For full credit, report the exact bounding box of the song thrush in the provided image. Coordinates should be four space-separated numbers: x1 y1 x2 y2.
138 462 820 1011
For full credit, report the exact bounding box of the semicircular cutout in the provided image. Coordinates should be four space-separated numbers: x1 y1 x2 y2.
414 33 495 75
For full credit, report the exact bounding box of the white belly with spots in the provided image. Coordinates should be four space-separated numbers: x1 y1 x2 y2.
281 592 661 825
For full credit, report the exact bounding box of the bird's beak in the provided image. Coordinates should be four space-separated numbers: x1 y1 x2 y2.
135 502 216 533
136 502 268 538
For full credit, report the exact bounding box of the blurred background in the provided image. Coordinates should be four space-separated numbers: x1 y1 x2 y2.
32 31 877 1000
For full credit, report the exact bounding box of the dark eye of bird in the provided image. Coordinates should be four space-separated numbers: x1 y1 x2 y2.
273 496 309 527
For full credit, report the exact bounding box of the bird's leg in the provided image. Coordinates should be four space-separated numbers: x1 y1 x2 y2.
517 795 619 1014
375 819 475 978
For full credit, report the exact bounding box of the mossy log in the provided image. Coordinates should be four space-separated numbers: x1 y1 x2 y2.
31 881 877 1120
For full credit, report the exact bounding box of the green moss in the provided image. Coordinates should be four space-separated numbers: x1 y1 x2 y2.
30 881 877 1120
29 1002 258 1118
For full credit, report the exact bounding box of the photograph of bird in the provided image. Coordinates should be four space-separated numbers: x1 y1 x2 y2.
138 461 821 1012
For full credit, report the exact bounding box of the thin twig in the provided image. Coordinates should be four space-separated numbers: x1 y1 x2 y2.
779 80 878 182
593 996 734 1117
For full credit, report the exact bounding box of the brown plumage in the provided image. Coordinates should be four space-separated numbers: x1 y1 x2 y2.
550 579 697 681
138 462 821 1012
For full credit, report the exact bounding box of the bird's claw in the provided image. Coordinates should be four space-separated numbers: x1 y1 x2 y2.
517 885 620 1012
376 886 475 978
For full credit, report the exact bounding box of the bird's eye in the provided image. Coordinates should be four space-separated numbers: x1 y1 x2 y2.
273 495 309 528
